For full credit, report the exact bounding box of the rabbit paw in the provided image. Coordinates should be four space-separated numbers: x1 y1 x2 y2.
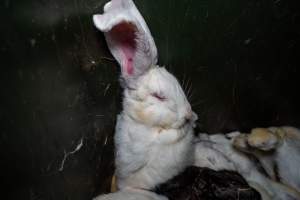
247 128 279 151
232 133 249 151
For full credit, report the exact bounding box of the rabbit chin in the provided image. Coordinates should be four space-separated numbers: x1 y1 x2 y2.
126 105 185 129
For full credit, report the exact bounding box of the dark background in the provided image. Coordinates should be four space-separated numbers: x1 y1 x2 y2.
0 0 299 199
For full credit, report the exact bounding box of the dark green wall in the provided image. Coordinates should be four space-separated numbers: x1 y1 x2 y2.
0 0 299 199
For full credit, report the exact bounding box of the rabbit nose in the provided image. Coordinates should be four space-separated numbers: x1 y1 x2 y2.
192 112 198 121
185 111 196 121
185 112 193 121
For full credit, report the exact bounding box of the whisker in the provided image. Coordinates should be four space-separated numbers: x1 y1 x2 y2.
187 81 193 99
184 77 190 94
186 78 191 92
181 73 187 93
183 77 189 95
188 89 196 101
192 100 206 107
187 89 192 101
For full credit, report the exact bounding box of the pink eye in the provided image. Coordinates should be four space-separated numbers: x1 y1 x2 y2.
151 92 166 101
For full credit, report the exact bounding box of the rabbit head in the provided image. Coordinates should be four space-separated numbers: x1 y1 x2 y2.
93 0 197 129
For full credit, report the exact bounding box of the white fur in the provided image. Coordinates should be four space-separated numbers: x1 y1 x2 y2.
114 67 197 190
276 135 300 192
266 127 300 192
115 114 194 189
93 0 197 192
92 1 300 199
93 0 157 87
194 132 300 200
240 126 300 192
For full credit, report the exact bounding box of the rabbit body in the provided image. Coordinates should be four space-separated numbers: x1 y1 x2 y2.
276 135 300 191
93 0 197 192
93 0 300 200
114 67 197 190
194 132 300 200
268 127 300 192
233 126 300 193
115 107 195 190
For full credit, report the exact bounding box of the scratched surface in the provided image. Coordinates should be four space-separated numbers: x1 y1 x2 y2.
0 0 299 199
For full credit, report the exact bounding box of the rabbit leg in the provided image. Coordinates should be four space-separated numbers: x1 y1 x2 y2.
247 128 280 151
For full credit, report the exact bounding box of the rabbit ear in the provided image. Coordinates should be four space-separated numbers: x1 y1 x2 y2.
93 0 158 85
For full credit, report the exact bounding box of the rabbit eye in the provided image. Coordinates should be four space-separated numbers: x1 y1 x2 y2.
151 92 166 101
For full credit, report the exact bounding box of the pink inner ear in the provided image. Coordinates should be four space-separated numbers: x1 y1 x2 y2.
109 22 137 75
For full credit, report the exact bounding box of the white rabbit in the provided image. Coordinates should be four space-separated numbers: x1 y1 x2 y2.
93 0 197 194
92 1 300 200
93 189 167 200
194 132 300 200
233 126 300 193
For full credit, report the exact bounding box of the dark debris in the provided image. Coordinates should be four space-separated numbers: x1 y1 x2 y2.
155 166 261 200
